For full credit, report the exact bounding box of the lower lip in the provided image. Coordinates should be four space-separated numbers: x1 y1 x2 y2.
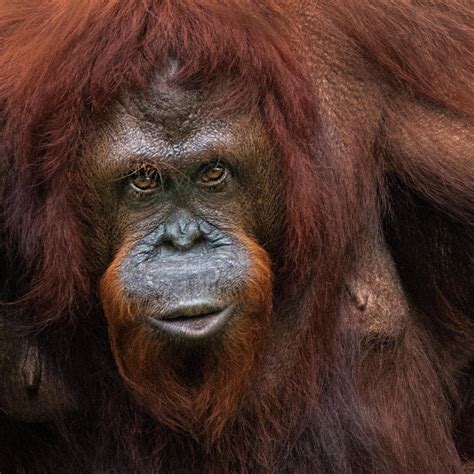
148 305 235 340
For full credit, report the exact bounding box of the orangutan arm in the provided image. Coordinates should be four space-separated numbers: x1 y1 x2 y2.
383 95 474 221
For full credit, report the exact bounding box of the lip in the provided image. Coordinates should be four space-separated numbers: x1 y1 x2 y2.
148 303 235 340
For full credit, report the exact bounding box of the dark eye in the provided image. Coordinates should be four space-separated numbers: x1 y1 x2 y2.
198 163 229 186
129 167 161 193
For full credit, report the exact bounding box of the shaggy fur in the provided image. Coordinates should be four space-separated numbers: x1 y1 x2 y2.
0 1 472 472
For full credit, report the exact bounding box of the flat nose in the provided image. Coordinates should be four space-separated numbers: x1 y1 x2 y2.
161 211 202 251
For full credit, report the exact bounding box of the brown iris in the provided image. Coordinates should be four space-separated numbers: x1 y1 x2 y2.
130 167 160 192
199 164 228 186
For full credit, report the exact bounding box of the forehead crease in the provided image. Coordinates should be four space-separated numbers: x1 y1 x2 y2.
105 110 245 167
97 80 268 169
123 81 205 132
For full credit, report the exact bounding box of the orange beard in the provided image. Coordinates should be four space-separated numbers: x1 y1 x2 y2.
101 236 272 443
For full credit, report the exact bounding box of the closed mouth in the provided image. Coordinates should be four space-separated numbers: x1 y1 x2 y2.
148 304 235 340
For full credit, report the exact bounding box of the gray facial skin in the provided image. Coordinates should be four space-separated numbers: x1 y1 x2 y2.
89 75 282 342
119 213 251 341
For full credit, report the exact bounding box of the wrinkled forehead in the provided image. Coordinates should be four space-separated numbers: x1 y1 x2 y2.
118 76 208 138
87 70 272 175
96 73 266 161
110 59 257 140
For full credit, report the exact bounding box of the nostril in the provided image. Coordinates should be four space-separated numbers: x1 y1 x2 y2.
155 212 206 252
173 233 202 251
162 220 203 251
178 220 192 235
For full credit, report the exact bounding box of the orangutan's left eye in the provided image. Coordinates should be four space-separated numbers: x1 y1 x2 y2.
197 164 229 186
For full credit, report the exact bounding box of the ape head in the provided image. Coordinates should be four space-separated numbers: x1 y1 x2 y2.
97 76 278 437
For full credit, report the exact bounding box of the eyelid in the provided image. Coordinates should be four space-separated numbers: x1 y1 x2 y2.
196 158 232 175
129 180 158 193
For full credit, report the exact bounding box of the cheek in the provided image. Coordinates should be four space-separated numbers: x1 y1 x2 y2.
233 231 273 316
100 243 136 327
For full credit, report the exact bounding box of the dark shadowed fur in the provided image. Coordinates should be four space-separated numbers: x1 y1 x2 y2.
0 1 472 472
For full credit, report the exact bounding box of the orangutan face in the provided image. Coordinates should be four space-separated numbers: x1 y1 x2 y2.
91 76 283 436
